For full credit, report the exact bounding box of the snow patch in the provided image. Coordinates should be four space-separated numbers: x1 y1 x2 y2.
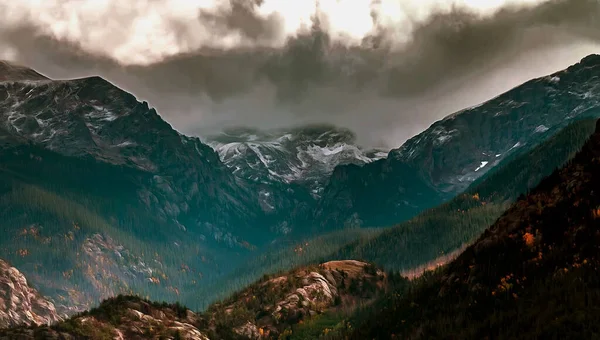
508 142 522 152
534 125 549 133
474 161 489 172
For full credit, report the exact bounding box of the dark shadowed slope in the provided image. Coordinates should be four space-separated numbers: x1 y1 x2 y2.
316 54 600 230
346 118 600 339
329 118 597 272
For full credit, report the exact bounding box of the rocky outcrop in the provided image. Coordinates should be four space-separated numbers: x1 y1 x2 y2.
206 260 386 339
0 259 61 329
0 295 209 340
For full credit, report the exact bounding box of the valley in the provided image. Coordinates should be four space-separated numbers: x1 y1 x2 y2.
1 54 600 339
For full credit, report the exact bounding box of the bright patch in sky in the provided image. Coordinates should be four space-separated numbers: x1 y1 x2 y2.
0 0 552 65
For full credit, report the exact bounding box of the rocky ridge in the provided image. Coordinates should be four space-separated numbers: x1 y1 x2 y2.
316 54 600 230
0 259 62 329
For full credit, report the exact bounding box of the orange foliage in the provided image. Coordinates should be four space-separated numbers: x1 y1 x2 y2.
523 232 535 247
593 208 600 219
472 193 480 201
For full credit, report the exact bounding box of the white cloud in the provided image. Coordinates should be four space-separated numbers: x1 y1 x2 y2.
0 0 552 65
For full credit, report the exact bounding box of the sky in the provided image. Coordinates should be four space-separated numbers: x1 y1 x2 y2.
1 0 599 149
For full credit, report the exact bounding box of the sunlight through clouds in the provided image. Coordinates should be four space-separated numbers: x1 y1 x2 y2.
0 0 553 65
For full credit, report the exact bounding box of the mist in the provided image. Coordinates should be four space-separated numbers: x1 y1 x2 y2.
1 0 599 149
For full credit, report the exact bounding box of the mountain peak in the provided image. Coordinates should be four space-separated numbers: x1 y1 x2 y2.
0 60 49 82
580 53 600 66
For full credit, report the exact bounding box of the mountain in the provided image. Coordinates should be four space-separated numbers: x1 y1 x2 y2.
344 118 600 339
0 295 209 340
0 259 62 329
315 54 600 230
329 118 597 272
0 61 309 313
204 260 387 339
206 125 386 199
192 118 596 310
0 261 392 340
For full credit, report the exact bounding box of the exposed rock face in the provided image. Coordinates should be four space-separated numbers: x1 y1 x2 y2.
206 260 386 339
0 296 209 340
0 259 61 329
207 125 386 199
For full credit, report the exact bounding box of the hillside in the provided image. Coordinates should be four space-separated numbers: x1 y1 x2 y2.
343 118 600 339
0 61 311 313
185 118 596 313
0 295 209 340
329 118 597 272
0 259 61 329
0 261 393 340
315 54 600 230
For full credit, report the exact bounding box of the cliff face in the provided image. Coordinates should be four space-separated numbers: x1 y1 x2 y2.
205 260 387 339
0 259 62 329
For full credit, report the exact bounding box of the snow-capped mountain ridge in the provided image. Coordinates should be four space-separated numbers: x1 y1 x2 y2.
390 54 600 191
207 125 386 197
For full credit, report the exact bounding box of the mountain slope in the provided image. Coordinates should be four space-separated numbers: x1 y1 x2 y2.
0 61 309 313
0 295 209 340
346 118 600 339
0 261 392 340
330 118 597 272
204 260 387 339
0 61 48 82
184 119 597 311
316 54 600 230
0 259 61 329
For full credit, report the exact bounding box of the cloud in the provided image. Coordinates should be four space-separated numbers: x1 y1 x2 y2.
0 0 555 65
1 0 599 148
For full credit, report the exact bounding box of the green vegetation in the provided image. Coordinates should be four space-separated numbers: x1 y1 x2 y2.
180 119 597 312
191 228 382 309
333 120 600 339
326 118 597 273
0 144 224 311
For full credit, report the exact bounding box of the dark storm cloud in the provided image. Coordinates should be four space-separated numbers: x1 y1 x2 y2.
1 0 599 148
